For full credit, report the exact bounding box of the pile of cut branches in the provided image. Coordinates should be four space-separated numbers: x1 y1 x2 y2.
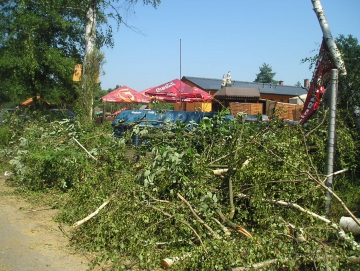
1 112 360 270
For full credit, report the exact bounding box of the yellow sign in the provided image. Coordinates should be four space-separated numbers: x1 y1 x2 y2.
73 64 82 82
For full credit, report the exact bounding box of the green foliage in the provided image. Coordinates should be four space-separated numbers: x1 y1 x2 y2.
254 63 278 84
0 0 161 109
1 108 360 270
335 35 360 111
0 0 83 105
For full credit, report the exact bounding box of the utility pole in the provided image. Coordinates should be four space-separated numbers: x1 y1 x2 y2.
325 69 338 214
311 0 346 214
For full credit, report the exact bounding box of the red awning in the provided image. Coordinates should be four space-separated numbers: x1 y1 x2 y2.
100 86 150 103
143 79 213 103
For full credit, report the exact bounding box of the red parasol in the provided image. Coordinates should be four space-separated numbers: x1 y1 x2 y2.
143 79 213 102
100 86 150 103
188 86 213 102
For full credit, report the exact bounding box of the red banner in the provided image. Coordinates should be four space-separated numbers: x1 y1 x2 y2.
300 39 335 124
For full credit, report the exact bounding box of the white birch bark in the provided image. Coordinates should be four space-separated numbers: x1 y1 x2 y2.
84 2 97 119
311 0 347 76
85 5 96 59
340 217 360 236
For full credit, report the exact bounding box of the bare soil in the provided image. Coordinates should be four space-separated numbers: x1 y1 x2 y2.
0 176 93 271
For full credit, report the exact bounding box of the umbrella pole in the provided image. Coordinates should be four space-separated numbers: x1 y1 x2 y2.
102 102 106 123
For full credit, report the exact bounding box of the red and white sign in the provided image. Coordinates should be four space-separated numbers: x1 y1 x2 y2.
300 39 335 124
100 86 150 103
143 79 213 103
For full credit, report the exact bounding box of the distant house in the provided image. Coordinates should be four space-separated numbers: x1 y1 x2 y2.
182 76 309 103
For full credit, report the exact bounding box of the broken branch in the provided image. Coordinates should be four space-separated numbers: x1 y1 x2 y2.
177 193 219 239
216 209 252 238
145 204 208 254
72 137 97 160
73 196 113 228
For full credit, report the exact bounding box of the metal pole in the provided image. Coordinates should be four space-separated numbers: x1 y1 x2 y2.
180 39 182 110
325 69 338 215
180 38 182 80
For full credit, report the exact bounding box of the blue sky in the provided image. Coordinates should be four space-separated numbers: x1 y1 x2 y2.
100 0 360 91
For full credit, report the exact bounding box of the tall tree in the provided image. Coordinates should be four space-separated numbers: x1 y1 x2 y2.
254 63 278 84
0 0 161 116
80 0 161 120
0 0 84 106
335 35 360 110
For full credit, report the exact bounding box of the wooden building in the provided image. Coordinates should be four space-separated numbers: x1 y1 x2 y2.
182 76 309 103
182 76 309 121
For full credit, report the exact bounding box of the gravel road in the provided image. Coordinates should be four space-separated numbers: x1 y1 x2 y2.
0 176 91 271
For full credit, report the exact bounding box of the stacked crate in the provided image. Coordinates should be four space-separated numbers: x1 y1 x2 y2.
229 103 263 116
275 103 303 121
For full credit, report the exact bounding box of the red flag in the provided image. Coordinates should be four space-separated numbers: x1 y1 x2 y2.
300 39 335 124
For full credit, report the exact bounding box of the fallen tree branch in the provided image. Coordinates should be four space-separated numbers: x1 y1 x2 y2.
232 255 360 271
340 217 360 236
315 174 360 227
72 137 97 160
240 192 359 248
144 217 173 233
211 217 231 236
252 138 360 228
213 168 230 175
161 253 191 269
228 176 235 219
73 196 113 228
145 192 171 204
212 159 251 175
237 193 359 249
177 193 220 239
145 204 208 254
324 168 349 179
58 224 71 239
209 151 236 166
232 258 283 271
216 209 252 238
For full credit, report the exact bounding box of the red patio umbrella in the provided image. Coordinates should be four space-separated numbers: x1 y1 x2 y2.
188 86 213 102
143 79 213 102
100 86 150 103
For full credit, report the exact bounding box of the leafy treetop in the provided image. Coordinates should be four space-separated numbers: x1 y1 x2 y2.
254 63 278 84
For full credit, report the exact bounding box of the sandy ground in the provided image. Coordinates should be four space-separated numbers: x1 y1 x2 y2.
0 176 92 271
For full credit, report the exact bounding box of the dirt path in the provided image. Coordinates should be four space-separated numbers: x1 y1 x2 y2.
0 176 92 271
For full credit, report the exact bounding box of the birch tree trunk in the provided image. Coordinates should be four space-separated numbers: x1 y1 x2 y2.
311 0 347 76
83 1 97 120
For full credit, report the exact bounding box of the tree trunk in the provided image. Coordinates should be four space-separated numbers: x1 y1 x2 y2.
83 1 97 120
311 0 347 76
340 217 360 236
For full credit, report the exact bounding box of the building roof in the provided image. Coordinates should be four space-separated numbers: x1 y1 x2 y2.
214 87 260 100
182 76 308 96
